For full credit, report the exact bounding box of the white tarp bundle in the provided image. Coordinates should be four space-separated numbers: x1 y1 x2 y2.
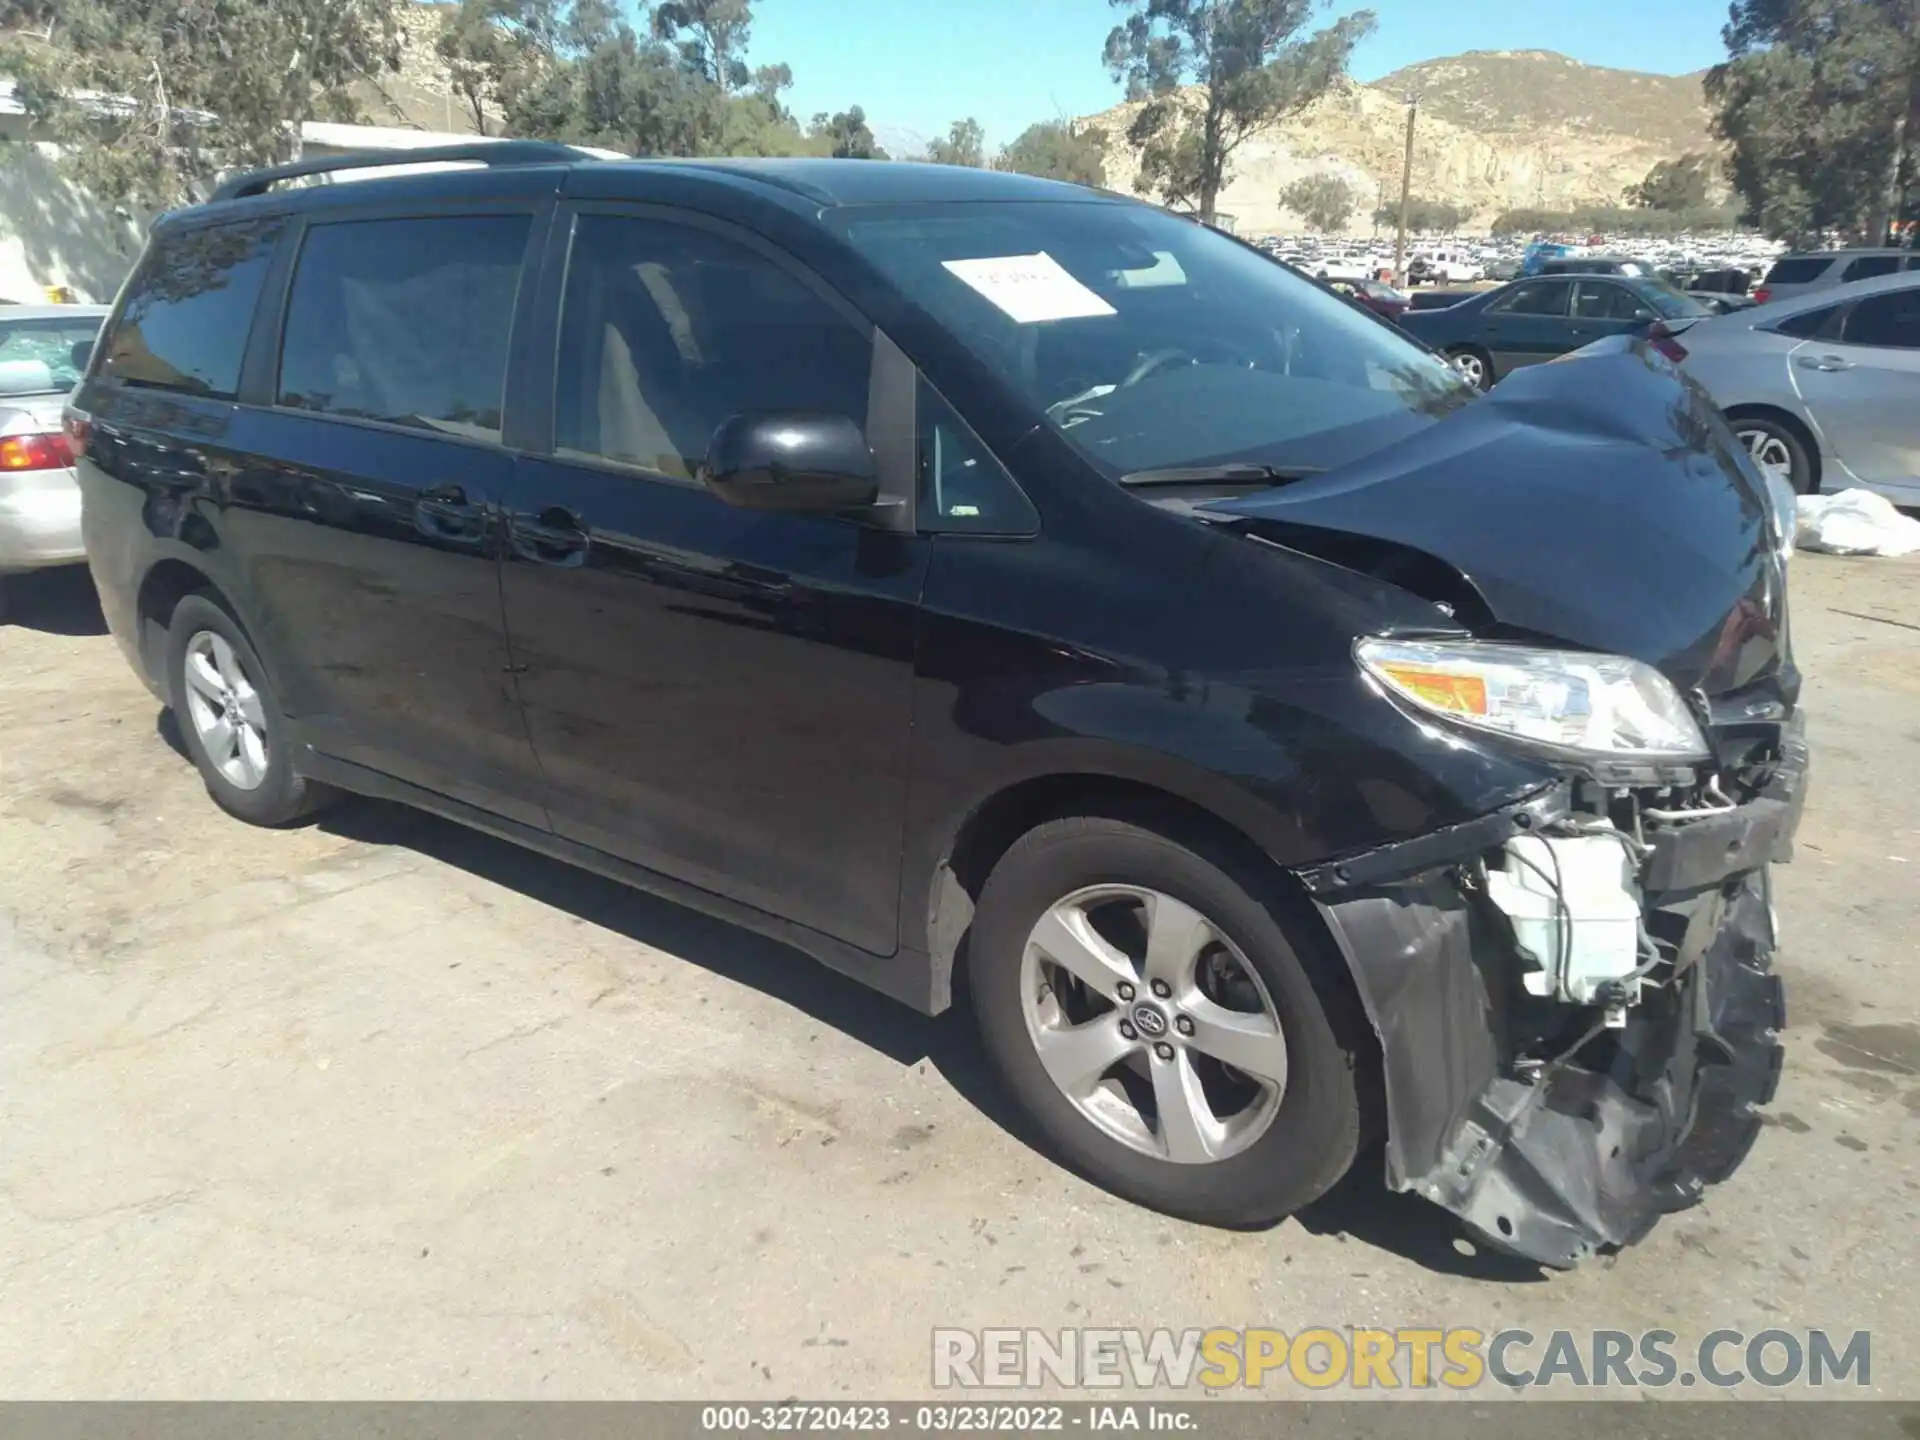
1795 489 1920 557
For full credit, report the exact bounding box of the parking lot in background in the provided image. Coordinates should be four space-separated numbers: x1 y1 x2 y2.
1 555 1916 1398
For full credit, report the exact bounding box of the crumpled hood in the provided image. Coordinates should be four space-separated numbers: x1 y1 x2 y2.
1204 345 1792 698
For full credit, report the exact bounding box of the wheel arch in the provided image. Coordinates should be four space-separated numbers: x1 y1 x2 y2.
135 556 221 698
922 772 1380 1103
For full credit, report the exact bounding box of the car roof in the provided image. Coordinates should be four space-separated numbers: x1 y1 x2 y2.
172 150 1124 234
1778 248 1910 262
1761 267 1920 311
0 303 111 320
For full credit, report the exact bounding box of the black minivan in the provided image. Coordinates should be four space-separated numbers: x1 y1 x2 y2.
71 144 1805 1268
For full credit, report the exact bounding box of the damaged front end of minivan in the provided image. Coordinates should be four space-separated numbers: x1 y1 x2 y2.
1206 347 1805 1267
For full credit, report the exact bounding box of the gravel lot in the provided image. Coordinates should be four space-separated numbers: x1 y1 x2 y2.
1 554 1916 1399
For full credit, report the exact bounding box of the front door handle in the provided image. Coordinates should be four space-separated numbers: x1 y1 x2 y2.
511 506 590 568
1796 354 1855 373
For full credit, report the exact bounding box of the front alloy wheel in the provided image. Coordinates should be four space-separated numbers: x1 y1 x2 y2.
968 817 1367 1227
1022 885 1287 1164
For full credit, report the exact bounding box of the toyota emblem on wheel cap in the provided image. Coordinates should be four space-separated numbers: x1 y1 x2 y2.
1130 1003 1169 1038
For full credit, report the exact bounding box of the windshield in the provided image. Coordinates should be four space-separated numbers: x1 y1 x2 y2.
0 316 101 393
832 202 1473 478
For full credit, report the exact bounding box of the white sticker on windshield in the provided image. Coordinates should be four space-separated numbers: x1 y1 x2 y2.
940 252 1117 324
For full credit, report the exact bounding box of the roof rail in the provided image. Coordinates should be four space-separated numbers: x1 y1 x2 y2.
211 140 595 202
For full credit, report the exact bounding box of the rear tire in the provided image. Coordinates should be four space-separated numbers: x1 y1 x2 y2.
1730 415 1815 495
1447 345 1494 391
166 593 332 827
968 816 1367 1228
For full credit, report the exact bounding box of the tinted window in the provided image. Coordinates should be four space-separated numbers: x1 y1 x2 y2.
1841 255 1902 283
99 220 280 397
1772 305 1837 339
918 378 1036 535
1762 257 1833 286
278 216 529 440
0 315 103 391
1841 290 1920 349
1492 280 1572 317
555 214 872 479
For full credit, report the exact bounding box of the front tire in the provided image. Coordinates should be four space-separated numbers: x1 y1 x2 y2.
166 593 331 827
969 817 1367 1227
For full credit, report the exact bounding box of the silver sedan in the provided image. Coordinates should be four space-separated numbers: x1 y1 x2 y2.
0 305 110 595
1676 271 1920 507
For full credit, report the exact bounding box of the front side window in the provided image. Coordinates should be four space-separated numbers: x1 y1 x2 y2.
0 316 103 392
1573 281 1645 321
1493 280 1572 317
99 219 281 398
917 378 1037 535
555 214 873 480
833 201 1470 480
277 215 530 440
1841 290 1920 349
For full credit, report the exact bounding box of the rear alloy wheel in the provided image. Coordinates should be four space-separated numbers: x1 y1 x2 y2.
1732 418 1813 494
969 817 1366 1227
166 593 332 827
1447 346 1493 390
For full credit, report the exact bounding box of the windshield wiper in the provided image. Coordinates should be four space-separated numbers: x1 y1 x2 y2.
1118 462 1324 488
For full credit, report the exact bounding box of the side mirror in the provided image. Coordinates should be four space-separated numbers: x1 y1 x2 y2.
700 411 879 514
0 359 54 396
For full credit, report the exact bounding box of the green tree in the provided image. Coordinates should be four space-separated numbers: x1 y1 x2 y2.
1280 173 1354 231
1103 0 1375 224
435 0 532 135
926 117 986 167
0 0 405 209
810 105 887 160
1371 198 1469 232
1624 152 1717 210
1709 0 1920 243
652 0 754 93
998 120 1107 186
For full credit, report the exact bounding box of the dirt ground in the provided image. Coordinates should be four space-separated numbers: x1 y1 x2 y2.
1 553 1916 1400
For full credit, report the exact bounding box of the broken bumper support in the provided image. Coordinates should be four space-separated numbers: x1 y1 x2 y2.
1306 718 1806 1269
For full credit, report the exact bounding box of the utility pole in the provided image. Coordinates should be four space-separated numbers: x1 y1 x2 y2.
1393 93 1418 286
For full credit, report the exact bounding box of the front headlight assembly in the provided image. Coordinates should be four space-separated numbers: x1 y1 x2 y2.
1356 638 1710 764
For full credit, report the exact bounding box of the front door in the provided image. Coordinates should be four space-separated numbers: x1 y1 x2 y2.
498 209 928 954
1477 278 1575 374
1794 287 1920 492
222 209 551 825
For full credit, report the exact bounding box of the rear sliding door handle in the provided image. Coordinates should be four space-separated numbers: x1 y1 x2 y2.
511 506 591 568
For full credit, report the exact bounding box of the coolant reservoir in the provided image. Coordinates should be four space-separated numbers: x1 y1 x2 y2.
1484 832 1644 1005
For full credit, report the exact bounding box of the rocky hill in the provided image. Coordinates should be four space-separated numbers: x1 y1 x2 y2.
1081 50 1723 236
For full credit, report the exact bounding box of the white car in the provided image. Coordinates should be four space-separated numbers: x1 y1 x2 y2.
0 304 108 615
1677 270 1920 507
1415 249 1485 284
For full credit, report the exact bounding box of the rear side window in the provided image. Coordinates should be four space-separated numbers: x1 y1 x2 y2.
98 219 281 398
1841 290 1920 349
1762 257 1832 286
277 215 530 440
554 214 872 480
1841 255 1902 284
1772 305 1838 339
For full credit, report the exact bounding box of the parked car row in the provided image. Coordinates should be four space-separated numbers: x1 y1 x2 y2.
60 145 1805 1271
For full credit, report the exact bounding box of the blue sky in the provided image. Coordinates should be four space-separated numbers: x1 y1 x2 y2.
745 0 1730 152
